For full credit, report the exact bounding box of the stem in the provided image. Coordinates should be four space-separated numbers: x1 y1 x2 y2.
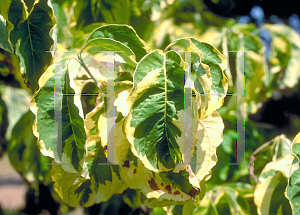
70 55 101 89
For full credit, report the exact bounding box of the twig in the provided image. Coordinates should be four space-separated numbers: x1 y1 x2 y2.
70 56 101 89
249 137 277 184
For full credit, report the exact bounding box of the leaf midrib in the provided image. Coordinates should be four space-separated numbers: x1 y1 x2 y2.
26 19 36 75
163 54 168 147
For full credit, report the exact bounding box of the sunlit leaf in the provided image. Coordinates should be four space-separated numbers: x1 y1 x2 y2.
254 155 293 215
82 24 150 69
254 134 292 178
166 37 228 120
191 111 224 182
124 49 200 172
52 135 126 207
120 154 201 205
30 56 86 173
265 24 300 89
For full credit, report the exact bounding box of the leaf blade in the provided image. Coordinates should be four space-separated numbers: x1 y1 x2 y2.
124 50 199 172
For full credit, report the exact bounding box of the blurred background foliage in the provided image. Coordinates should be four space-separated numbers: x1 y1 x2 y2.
1 0 300 214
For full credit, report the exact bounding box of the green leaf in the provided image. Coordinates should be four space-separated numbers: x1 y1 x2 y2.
152 207 168 215
222 129 236 154
253 135 292 179
9 0 56 91
122 188 142 209
287 165 300 215
130 10 154 42
0 85 31 140
51 2 69 45
214 188 246 215
52 136 125 207
0 15 13 52
82 37 137 68
100 0 131 24
71 23 104 49
0 0 13 21
7 110 51 188
30 57 86 173
124 49 200 172
286 132 300 215
82 24 150 67
7 0 24 26
192 184 253 215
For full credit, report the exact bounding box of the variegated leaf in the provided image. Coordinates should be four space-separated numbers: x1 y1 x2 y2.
52 135 126 207
120 152 201 206
124 49 200 172
286 132 300 215
82 24 150 69
254 155 294 215
264 24 300 89
191 184 254 215
30 55 86 173
85 80 132 163
9 0 57 91
165 37 228 120
191 111 224 182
